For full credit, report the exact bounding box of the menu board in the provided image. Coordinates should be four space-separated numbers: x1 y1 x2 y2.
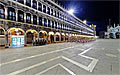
12 38 24 46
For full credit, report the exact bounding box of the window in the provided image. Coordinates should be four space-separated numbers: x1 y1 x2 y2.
26 0 31 7
63 24 64 30
52 21 54 28
55 22 57 28
47 7 50 15
0 29 4 35
61 24 63 29
43 5 46 13
8 7 16 21
32 0 37 9
39 17 42 25
54 11 56 17
0 5 5 19
48 20 51 27
26 13 31 23
57 12 59 18
44 18 47 26
33 15 37 24
18 10 24 22
38 3 42 11
51 9 53 16
58 23 60 29
17 0 24 4
63 15 64 20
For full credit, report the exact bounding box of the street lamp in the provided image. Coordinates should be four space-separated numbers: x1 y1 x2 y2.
68 9 74 15
83 20 87 24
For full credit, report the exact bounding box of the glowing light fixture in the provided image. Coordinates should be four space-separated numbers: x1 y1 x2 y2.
15 29 18 32
83 20 87 24
68 9 74 14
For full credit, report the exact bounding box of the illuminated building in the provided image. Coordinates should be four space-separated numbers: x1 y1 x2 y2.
0 0 94 47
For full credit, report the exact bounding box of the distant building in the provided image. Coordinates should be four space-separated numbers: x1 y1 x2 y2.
105 24 120 39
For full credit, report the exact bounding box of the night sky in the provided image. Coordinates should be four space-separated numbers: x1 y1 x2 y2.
58 0 119 36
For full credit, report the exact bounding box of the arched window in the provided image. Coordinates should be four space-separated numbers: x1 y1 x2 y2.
63 15 64 20
58 23 60 29
0 5 5 19
26 13 31 23
0 29 4 35
57 12 59 18
54 11 56 17
8 7 16 21
52 21 54 28
18 10 24 22
51 9 53 16
33 15 37 24
43 5 46 13
39 17 42 25
47 7 50 15
32 0 37 9
55 22 57 29
26 0 31 7
17 0 24 4
48 20 51 27
61 24 63 29
44 18 47 26
38 3 42 11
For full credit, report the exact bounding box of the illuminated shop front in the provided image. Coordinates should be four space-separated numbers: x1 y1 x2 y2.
39 31 47 40
8 28 25 46
26 29 38 44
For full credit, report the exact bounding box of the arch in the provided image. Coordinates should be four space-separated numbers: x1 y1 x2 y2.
0 27 5 35
39 30 47 39
8 28 25 46
0 27 5 46
115 32 120 39
55 32 60 41
65 33 69 41
109 33 114 39
8 28 25 35
61 33 65 41
26 29 38 44
48 31 54 43
49 31 54 35
0 4 5 19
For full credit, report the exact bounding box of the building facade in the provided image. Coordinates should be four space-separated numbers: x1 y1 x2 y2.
105 24 120 39
0 0 94 48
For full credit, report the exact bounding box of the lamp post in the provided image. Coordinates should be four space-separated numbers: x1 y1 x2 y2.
92 24 96 36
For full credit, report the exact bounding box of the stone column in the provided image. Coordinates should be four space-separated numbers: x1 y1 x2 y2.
54 35 56 42
24 33 27 46
16 9 18 22
42 18 44 26
59 34 61 41
37 16 39 25
37 1 38 10
24 13 26 23
24 0 26 5
31 15 33 24
47 19 48 27
63 35 65 41
5 8 8 19
5 31 9 48
31 0 33 7
114 33 116 39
